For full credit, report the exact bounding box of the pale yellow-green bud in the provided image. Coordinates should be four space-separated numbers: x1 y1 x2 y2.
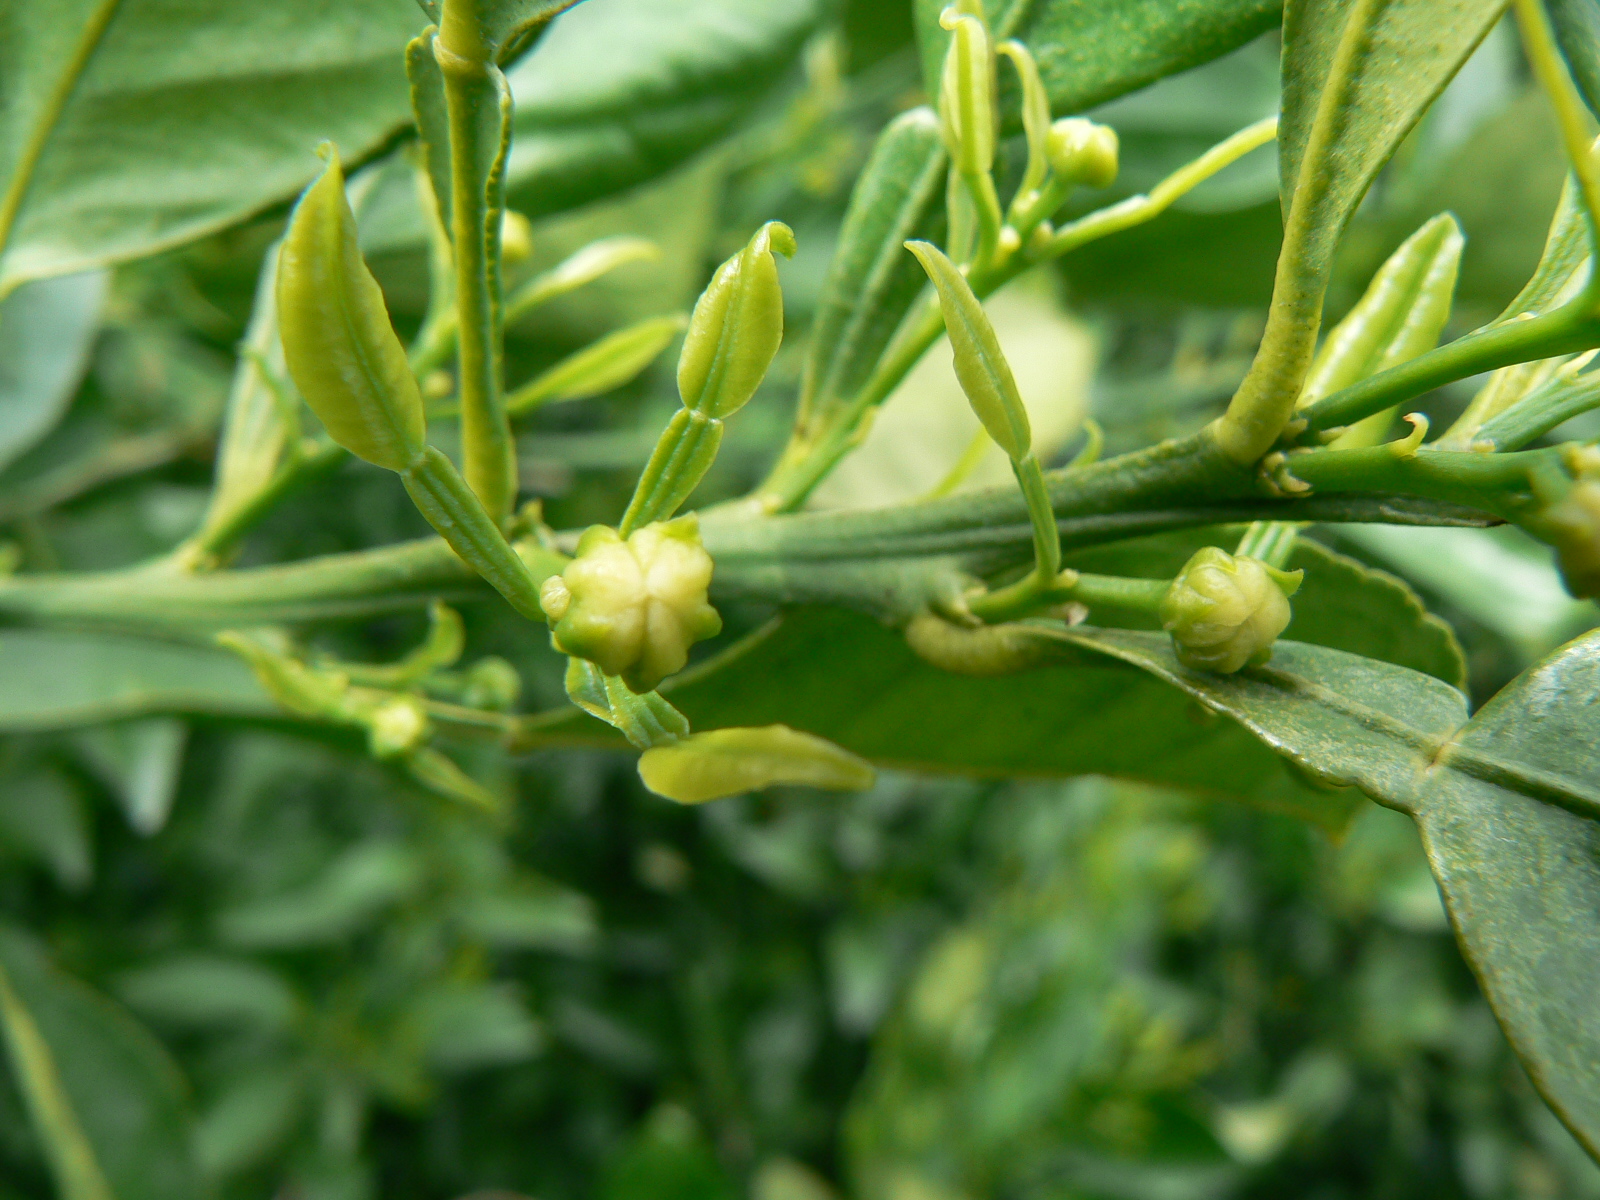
1534 446 1600 599
500 210 533 266
676 221 795 419
367 695 431 758
1160 547 1301 674
938 7 997 178
540 515 722 693
463 656 522 711
1045 118 1119 190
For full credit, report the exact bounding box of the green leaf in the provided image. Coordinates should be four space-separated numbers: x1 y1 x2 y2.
915 0 1283 118
800 107 947 427
0 924 201 1200
0 631 274 730
0 0 421 294
1218 0 1505 461
638 725 876 804
1549 0 1600 119
508 314 685 415
1407 630 1600 1158
116 956 300 1035
503 0 825 220
0 271 106 470
215 840 425 949
0 765 93 891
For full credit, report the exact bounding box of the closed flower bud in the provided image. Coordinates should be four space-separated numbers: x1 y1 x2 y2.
677 221 796 419
1536 448 1600 598
938 8 997 177
367 696 431 759
1161 547 1301 673
463 656 522 711
1045 118 1119 190
541 515 722 693
277 146 427 472
500 210 533 266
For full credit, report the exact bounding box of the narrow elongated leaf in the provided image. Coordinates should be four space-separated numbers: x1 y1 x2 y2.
915 0 1283 118
0 271 106 471
801 108 946 425
0 631 274 730
0 924 201 1200
0 0 421 294
507 314 685 414
639 725 876 803
504 0 824 220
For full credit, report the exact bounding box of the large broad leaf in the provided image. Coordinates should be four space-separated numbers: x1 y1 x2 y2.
0 631 273 729
502 0 824 220
0 0 421 295
1030 624 1600 1158
1408 631 1600 1159
914 0 1283 118
0 924 201 1200
0 271 106 471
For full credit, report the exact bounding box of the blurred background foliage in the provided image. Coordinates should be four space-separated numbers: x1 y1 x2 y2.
0 0 1596 1198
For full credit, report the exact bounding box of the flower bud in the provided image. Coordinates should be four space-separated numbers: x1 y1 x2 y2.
541 515 722 693
277 146 426 472
677 221 795 419
463 656 522 711
367 696 431 758
1160 547 1301 673
1045 118 1119 190
1535 447 1600 598
938 8 997 178
500 209 533 266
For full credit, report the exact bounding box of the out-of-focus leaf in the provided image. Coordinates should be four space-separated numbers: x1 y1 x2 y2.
216 841 424 949
505 0 824 219
0 924 201 1200
74 717 187 836
192 1065 303 1180
0 272 106 470
405 982 544 1071
116 956 299 1034
459 877 599 952
0 0 420 293
914 0 1282 119
1549 0 1600 118
0 631 273 730
0 765 92 890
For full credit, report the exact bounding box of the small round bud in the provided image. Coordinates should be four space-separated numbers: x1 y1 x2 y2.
500 210 533 265
1045 118 1119 190
1160 547 1299 674
463 656 522 711
1536 448 1600 598
367 696 430 758
545 516 722 693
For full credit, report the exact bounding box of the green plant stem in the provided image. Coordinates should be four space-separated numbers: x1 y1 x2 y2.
1298 303 1600 436
437 0 514 519
1283 443 1562 519
1516 0 1600 256
755 117 1280 511
968 569 1169 623
179 439 348 567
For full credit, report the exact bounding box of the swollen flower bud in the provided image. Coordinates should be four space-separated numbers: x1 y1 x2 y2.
540 515 722 693
677 221 796 419
938 7 997 178
1045 118 1119 190
367 696 430 759
1534 447 1600 598
1160 547 1301 673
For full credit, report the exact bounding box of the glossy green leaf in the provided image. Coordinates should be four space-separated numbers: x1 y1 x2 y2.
1549 0 1600 118
1408 630 1600 1158
915 0 1282 119
0 631 273 730
1220 0 1505 462
0 0 421 294
503 0 824 220
0 924 201 1200
0 271 106 472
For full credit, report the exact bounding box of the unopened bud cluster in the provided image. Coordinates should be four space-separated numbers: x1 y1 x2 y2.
540 516 721 693
1161 547 1300 673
